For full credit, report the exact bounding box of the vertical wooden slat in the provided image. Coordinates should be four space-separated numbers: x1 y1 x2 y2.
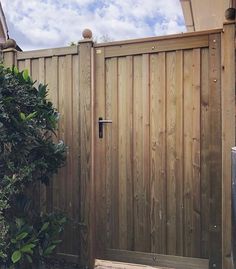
183 48 201 258
64 54 73 254
133 55 150 252
200 48 210 259
45 57 55 214
150 52 167 254
40 57 48 215
192 49 201 258
175 50 184 256
58 56 66 213
166 51 177 255
24 59 31 75
57 56 67 256
126 56 134 251
133 55 143 251
183 49 194 257
221 22 235 269
208 33 222 269
95 47 106 258
49 56 60 212
31 59 39 83
142 54 150 252
118 57 128 249
30 58 40 216
45 57 53 214
105 57 119 249
17 60 25 71
71 54 80 254
38 57 48 214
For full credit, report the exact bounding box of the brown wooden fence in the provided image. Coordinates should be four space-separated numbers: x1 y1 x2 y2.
2 22 235 269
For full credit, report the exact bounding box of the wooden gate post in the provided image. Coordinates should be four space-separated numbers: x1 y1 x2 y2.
2 38 17 67
232 147 236 268
221 22 235 269
78 29 95 268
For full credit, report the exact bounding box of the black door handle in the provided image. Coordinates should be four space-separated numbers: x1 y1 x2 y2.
98 117 112 138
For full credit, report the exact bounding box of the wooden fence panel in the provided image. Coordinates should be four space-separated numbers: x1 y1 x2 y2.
15 48 81 264
1 23 235 269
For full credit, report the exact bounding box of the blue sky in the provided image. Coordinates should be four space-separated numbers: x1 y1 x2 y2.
2 0 186 51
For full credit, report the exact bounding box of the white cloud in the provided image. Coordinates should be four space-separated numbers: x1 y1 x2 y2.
2 0 185 50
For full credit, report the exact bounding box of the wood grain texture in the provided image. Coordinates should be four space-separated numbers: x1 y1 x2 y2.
118 57 128 249
17 46 78 60
94 46 106 258
150 52 166 254
104 35 209 58
104 249 209 269
166 51 177 255
175 50 184 256
208 33 222 269
132 55 150 252
105 57 119 249
95 259 171 269
221 23 235 269
79 41 93 266
192 49 201 258
200 48 210 259
125 56 134 251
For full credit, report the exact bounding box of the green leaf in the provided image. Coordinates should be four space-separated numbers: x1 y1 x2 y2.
52 239 62 244
20 243 36 253
15 218 25 229
16 232 28 241
26 254 33 263
39 221 50 233
19 112 26 121
59 216 67 224
43 244 57 256
13 66 19 74
11 250 22 264
23 69 29 81
25 111 37 120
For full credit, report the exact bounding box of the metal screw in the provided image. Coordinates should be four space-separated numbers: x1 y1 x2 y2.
213 263 216 268
152 46 156 50
213 40 216 43
214 79 217 82
153 256 158 263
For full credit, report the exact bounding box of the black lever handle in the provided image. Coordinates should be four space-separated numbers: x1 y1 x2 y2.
98 117 112 138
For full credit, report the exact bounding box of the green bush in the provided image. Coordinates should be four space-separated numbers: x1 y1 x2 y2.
0 65 66 268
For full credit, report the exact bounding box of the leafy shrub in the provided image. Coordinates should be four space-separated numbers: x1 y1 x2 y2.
0 65 66 268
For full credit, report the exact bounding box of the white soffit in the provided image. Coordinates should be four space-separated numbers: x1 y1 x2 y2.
180 0 229 31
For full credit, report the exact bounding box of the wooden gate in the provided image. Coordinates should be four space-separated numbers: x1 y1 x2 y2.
2 22 235 269
94 24 235 269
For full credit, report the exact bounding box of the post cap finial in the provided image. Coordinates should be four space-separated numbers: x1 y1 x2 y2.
1 38 17 50
82 28 92 39
225 7 236 20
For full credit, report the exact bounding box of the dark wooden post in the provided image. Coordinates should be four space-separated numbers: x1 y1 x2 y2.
78 29 95 268
232 147 236 268
221 22 235 269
